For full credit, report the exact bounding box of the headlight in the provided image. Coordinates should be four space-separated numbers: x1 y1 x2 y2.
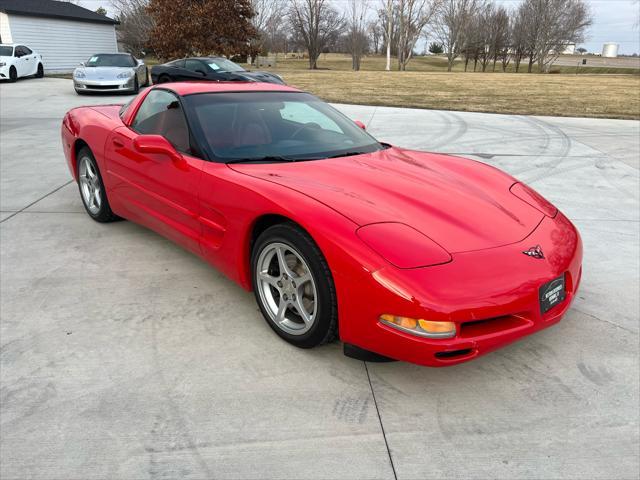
380 314 456 339
117 71 133 79
357 222 451 268
510 182 557 217
74 70 85 78
0 62 6 67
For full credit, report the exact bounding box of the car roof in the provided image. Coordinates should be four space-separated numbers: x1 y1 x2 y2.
156 81 301 96
1 43 19 47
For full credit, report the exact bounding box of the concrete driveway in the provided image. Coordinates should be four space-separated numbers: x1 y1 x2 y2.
1 78 638 480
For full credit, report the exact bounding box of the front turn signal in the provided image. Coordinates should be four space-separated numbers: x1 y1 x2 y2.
380 314 456 339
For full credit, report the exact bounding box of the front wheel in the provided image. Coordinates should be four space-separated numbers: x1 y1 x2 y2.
8 66 17 82
132 76 139 94
158 74 171 84
251 223 338 348
77 147 119 222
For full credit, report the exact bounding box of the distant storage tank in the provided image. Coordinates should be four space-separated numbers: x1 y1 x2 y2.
602 43 619 58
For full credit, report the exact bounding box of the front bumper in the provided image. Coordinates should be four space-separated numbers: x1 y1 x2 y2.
74 77 135 92
338 212 583 367
0 64 10 79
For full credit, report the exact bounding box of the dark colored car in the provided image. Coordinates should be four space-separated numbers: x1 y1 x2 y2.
150 57 285 85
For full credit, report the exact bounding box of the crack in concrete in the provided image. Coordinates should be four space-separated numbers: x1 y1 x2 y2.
0 180 73 224
365 362 398 480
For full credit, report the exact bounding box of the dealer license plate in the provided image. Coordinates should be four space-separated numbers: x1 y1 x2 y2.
539 275 566 313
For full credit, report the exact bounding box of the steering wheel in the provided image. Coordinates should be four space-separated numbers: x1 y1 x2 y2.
290 122 321 139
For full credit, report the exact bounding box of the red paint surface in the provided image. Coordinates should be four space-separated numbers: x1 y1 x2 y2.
61 82 583 366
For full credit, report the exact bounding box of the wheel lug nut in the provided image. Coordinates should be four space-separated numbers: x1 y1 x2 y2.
277 281 282 287
283 294 288 301
292 281 296 287
292 294 296 301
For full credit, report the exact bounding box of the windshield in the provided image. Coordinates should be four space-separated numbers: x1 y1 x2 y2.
86 54 135 68
205 58 245 73
0 46 13 56
184 92 383 163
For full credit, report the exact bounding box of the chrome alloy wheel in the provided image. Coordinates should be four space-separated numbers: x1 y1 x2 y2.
256 242 318 335
78 156 102 215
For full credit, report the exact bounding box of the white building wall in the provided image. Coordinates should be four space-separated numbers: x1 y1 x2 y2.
6 14 117 72
0 12 12 43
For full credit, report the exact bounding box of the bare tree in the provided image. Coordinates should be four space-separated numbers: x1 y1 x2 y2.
380 0 395 70
432 0 479 72
346 0 370 70
396 0 439 70
289 0 345 69
510 4 528 72
519 0 592 73
368 20 383 54
250 0 286 59
111 0 153 57
488 5 509 71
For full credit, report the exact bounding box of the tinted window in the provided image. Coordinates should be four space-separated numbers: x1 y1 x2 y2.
132 90 191 154
86 54 135 67
20 46 32 55
185 60 204 73
168 59 185 68
184 92 382 162
205 58 244 73
0 46 13 56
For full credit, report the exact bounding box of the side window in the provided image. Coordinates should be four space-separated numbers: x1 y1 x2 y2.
170 59 185 68
185 60 204 74
22 46 32 55
14 46 23 57
279 102 342 133
131 90 191 154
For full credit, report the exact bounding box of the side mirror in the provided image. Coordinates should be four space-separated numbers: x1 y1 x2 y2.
133 135 182 163
354 120 366 130
79 62 85 67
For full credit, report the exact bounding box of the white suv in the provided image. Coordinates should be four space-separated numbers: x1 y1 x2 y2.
0 44 44 82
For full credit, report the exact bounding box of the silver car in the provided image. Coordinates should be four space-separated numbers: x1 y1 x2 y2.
73 53 148 94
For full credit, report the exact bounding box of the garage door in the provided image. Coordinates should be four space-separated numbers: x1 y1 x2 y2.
7 14 118 72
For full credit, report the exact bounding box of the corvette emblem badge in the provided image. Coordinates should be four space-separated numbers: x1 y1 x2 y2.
523 245 544 259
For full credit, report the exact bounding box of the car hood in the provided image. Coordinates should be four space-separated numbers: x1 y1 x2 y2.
75 66 134 80
0 55 12 63
229 147 544 253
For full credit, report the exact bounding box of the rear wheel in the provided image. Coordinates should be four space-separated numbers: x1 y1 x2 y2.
77 147 119 223
8 66 17 82
158 74 171 84
36 63 44 78
251 223 338 348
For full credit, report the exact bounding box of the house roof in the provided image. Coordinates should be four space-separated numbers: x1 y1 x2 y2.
0 0 118 25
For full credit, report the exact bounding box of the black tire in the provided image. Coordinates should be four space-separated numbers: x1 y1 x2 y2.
8 66 17 82
158 74 171 84
76 146 119 223
132 76 139 94
251 222 338 349
36 63 44 78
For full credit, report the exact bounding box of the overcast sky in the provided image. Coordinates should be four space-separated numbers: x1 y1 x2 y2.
76 0 640 55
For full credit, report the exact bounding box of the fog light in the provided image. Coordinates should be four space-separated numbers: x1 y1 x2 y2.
380 314 456 339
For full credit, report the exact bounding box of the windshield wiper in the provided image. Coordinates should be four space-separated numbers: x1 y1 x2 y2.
326 151 367 159
226 156 298 164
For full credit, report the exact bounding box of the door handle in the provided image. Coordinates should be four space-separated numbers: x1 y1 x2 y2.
112 138 124 148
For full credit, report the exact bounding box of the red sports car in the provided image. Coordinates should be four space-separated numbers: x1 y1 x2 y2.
61 82 582 367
